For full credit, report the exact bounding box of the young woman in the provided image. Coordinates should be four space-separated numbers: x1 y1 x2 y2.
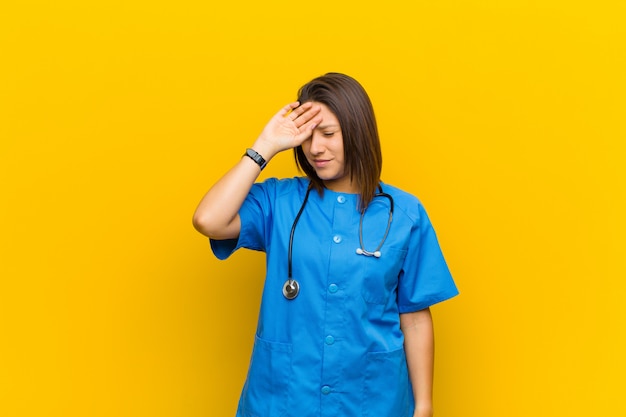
193 73 458 417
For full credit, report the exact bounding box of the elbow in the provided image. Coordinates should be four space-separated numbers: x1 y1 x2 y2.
192 211 215 238
192 210 236 240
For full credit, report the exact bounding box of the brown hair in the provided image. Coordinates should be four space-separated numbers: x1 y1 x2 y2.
294 73 382 211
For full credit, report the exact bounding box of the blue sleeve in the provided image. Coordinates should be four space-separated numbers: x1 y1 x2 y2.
397 204 459 313
209 179 276 260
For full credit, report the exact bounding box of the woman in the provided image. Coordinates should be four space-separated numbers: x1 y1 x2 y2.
193 73 458 417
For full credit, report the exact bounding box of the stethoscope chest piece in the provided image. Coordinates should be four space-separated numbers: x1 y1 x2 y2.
282 279 300 300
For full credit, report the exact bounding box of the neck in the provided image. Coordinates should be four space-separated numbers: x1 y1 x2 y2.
323 178 359 194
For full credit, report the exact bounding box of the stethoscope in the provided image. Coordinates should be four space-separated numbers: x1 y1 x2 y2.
283 185 394 300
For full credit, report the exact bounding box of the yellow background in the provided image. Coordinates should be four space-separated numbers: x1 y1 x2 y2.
1 1 624 416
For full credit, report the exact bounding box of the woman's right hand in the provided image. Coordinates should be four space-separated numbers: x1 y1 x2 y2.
251 101 322 160
192 101 322 239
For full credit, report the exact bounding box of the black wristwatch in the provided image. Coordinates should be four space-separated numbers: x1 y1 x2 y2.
244 148 267 170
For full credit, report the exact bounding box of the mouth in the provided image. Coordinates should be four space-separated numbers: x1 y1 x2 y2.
312 159 331 168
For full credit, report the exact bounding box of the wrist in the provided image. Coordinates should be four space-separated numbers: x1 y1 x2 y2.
250 136 283 162
414 403 433 417
243 148 268 170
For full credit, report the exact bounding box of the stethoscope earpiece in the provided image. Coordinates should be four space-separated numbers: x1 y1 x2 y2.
355 248 383 258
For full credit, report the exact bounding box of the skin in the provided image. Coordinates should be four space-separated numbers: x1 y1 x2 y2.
192 101 322 240
193 101 435 417
402 308 435 417
300 103 354 193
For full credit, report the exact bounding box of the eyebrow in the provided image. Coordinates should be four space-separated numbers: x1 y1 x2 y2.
316 124 340 130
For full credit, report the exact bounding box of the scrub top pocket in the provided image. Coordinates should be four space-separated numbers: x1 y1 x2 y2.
360 247 407 304
239 335 293 417
362 347 411 417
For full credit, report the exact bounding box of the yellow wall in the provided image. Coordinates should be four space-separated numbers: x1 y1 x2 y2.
1 1 624 416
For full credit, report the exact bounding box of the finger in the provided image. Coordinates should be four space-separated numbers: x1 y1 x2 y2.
288 101 314 121
292 103 321 127
295 114 323 141
279 102 300 118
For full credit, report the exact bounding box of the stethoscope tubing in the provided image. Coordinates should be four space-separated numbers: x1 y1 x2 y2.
284 184 393 300
288 186 313 280
357 191 394 258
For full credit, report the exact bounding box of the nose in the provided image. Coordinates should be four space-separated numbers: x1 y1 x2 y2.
308 131 325 156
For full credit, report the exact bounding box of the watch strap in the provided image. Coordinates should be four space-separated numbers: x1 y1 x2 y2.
244 148 267 170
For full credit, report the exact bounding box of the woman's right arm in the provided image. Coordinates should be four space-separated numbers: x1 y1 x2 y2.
192 101 322 239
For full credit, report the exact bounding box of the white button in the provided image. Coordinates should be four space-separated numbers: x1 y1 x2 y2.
337 195 346 204
333 235 342 243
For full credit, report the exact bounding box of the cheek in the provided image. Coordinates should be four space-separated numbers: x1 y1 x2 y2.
335 136 345 156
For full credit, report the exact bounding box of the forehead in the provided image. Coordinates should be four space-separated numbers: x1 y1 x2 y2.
312 102 340 127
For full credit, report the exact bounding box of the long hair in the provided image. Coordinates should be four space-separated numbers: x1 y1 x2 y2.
294 73 382 211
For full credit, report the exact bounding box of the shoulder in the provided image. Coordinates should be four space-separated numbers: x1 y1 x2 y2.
379 182 429 225
251 176 310 199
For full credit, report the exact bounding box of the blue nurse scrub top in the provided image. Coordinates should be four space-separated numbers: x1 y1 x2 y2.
210 177 458 417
